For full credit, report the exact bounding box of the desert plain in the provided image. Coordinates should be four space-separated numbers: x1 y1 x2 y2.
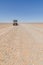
0 23 43 65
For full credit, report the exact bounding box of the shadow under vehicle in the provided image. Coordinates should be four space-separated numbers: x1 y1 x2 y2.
13 20 18 26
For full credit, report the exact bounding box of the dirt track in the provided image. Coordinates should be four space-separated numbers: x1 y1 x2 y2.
0 24 43 65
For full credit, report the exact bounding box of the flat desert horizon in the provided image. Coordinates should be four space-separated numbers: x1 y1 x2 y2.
0 23 43 65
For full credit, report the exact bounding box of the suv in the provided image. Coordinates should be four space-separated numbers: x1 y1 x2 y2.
13 20 18 26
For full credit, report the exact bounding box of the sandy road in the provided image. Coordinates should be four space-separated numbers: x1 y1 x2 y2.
0 24 43 65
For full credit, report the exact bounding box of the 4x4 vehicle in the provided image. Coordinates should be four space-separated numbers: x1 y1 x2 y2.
13 20 18 26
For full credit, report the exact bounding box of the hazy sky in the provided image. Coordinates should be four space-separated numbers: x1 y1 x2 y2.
0 0 43 23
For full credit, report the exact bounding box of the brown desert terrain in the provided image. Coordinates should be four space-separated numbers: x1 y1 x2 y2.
0 23 43 65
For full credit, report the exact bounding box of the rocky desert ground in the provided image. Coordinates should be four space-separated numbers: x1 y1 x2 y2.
0 23 43 65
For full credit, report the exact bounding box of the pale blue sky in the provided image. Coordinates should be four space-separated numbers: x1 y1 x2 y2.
0 0 43 23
